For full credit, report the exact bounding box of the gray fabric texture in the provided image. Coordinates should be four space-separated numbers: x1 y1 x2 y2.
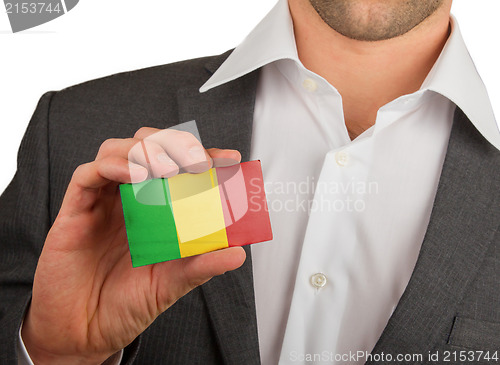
0 50 498 364
366 107 500 365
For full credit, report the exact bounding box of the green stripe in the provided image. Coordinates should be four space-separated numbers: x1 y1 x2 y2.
120 178 181 267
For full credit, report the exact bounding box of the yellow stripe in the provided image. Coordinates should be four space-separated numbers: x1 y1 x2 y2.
209 168 215 187
168 168 229 257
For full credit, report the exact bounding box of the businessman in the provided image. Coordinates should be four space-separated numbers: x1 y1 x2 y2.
1 0 499 364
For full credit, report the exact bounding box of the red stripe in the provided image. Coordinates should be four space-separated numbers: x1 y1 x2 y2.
216 161 273 247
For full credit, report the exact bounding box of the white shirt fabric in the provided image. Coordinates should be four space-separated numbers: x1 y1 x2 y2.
201 0 499 364
18 0 499 364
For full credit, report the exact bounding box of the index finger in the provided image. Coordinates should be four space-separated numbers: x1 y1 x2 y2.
134 127 211 173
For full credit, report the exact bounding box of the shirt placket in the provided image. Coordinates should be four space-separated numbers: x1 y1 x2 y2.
278 75 375 363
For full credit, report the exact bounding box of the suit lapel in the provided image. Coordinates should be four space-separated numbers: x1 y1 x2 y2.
176 55 261 364
368 108 500 363
176 50 257 162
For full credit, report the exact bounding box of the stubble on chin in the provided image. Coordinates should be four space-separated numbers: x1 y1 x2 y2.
308 0 444 41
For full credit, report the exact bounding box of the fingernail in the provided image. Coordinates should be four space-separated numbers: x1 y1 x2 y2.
188 146 207 162
212 157 240 167
129 163 148 183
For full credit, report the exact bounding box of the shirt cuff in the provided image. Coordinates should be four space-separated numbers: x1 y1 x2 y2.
17 319 124 365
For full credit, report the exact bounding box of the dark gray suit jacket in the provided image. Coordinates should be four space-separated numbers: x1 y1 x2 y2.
1 51 499 364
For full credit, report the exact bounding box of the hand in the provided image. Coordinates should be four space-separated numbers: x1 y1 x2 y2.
21 127 246 364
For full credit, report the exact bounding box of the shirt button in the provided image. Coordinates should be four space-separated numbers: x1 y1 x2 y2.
311 273 327 289
302 78 317 92
335 150 349 166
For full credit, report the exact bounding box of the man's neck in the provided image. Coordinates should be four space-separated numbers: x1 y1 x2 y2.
288 0 452 140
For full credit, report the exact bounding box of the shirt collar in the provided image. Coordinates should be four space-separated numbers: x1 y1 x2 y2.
421 16 499 149
199 0 297 92
200 0 500 150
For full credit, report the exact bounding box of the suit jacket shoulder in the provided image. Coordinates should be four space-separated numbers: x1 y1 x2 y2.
0 50 262 365
44 49 249 218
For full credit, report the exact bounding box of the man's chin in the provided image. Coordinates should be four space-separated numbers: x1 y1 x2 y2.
309 0 445 41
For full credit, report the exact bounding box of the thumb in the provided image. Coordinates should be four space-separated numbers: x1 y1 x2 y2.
154 247 247 311
182 246 246 287
207 148 242 167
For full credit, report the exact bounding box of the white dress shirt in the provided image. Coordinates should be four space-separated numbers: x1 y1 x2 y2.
201 0 499 364
18 0 499 364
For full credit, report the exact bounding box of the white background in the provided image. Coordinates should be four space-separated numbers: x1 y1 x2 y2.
1 0 499 194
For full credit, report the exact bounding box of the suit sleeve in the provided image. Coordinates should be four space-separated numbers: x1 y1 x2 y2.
0 92 141 364
0 92 54 364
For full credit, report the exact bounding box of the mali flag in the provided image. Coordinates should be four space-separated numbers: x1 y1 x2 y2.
120 160 272 267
